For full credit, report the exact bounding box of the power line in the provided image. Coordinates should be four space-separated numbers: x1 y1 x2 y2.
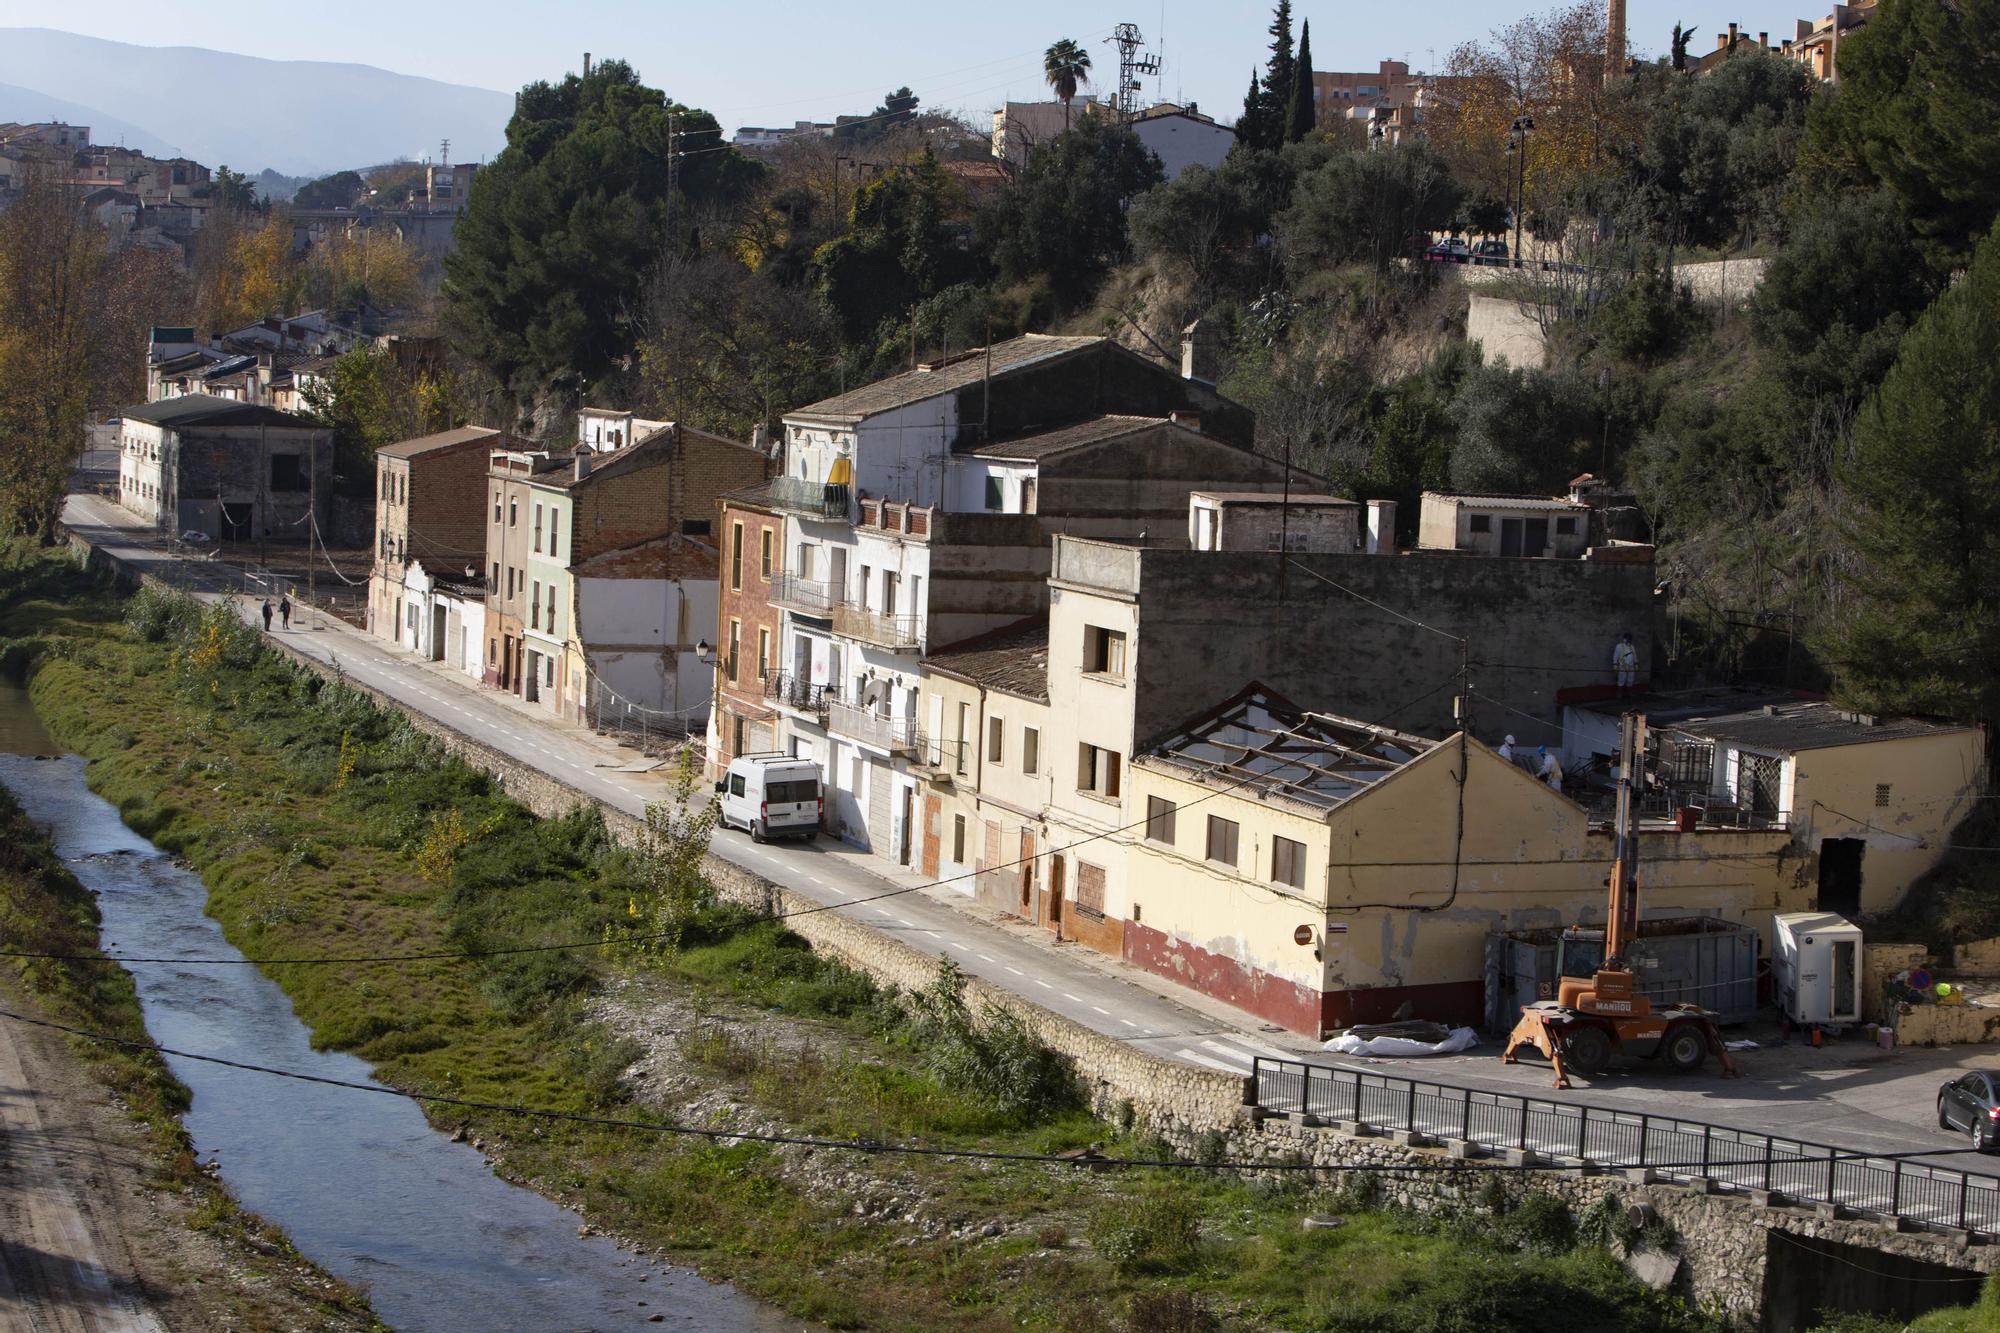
1 1007 1978 1178
1284 560 1466 645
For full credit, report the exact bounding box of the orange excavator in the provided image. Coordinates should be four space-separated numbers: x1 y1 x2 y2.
1502 712 1741 1089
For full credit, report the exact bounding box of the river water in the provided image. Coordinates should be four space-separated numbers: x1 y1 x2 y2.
0 685 797 1333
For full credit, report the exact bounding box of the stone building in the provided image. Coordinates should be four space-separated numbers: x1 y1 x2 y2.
117 395 332 542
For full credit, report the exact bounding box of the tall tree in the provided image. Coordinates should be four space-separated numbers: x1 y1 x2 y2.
1237 70 1270 148
1286 20 1318 143
444 59 760 417
1806 0 2000 273
0 178 100 542
1043 39 1093 130
813 152 977 341
1263 0 1297 135
976 113 1164 303
1820 221 2000 725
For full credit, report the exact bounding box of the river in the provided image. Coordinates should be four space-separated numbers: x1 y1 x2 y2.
0 685 798 1333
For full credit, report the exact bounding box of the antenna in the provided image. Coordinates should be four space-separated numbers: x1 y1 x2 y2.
1105 23 1161 120
439 138 450 168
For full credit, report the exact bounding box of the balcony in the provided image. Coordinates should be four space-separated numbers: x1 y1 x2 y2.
764 670 835 724
771 572 836 617
827 700 920 754
768 476 852 521
833 603 922 652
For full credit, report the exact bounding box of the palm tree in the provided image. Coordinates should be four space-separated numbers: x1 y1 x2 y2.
1043 39 1093 130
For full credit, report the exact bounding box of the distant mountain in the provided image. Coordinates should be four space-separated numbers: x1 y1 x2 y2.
0 29 513 177
0 81 183 160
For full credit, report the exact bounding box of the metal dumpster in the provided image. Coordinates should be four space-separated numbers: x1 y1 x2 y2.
1485 916 1760 1030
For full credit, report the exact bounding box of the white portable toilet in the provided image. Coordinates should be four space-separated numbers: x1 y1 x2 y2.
1772 911 1864 1029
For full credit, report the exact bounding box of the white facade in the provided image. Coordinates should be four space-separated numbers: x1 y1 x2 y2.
521 485 572 712
117 420 171 527
575 575 717 726
1131 112 1234 180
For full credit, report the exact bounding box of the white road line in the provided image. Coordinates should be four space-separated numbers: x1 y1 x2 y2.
1063 993 1082 1002
1091 1006 1110 1016
1233 1037 1300 1061
1035 980 1054 990
1200 1040 1258 1067
896 918 915 927
1177 1047 1250 1075
1005 966 1024 976
977 954 996 963
1119 1019 1138 1028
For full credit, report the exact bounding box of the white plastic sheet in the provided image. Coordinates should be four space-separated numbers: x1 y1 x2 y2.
1324 1026 1480 1057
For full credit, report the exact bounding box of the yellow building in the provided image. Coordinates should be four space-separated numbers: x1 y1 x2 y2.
1121 686 1982 1037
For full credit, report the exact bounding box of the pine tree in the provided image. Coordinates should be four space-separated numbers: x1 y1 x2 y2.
1260 0 1297 147
1820 220 2000 726
1237 70 1269 148
1286 19 1318 142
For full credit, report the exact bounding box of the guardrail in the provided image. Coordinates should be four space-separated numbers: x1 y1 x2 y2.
771 573 836 616
833 603 921 652
1251 1056 2000 1238
827 700 919 753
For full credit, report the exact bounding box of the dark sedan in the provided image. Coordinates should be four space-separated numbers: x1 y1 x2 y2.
1938 1071 2000 1150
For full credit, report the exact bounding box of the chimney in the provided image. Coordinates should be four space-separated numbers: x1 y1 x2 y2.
1365 499 1398 554
1758 31 1769 48
583 52 593 78
573 445 593 481
750 422 773 457
1604 0 1627 84
1728 21 1740 48
1180 318 1218 386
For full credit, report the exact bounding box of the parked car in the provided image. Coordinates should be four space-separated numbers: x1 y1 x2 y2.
715 753 823 842
1937 1071 2000 1149
1425 237 1472 262
1472 239 1510 266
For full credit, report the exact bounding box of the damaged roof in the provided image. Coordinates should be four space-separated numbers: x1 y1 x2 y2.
786 334 1104 421
1573 688 1975 751
924 619 1050 702
1139 684 1434 814
120 395 319 430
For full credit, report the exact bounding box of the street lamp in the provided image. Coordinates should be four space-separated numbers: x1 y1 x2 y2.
1507 115 1535 267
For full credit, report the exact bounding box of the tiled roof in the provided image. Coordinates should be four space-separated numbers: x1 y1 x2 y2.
1571 688 1975 752
786 334 1104 421
376 425 510 459
1423 491 1587 512
960 414 1161 460
924 619 1050 702
120 395 318 430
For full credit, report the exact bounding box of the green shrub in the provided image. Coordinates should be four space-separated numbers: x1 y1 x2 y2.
901 959 1082 1120
1501 1192 1577 1255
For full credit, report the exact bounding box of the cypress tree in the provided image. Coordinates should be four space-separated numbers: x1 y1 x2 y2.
1237 70 1269 148
1261 0 1296 146
1287 19 1318 142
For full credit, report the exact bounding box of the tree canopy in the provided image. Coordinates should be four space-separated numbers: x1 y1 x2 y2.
976 113 1163 301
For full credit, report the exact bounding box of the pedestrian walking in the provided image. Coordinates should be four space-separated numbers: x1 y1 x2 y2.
260 599 273 632
279 595 292 630
1538 746 1564 792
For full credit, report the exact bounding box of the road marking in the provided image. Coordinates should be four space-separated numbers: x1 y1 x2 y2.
1119 1019 1138 1028
1035 980 1054 990
1177 1047 1249 1075
1063 993 1081 1002
1091 1006 1110 1016
896 917 915 927
977 954 996 963
1004 966 1024 976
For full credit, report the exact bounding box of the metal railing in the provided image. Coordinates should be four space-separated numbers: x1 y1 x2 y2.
771 572 836 616
1251 1057 2000 1239
763 670 835 722
768 476 851 521
833 602 921 652
827 700 919 753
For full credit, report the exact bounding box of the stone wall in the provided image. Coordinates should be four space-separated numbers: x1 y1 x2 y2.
1465 294 1549 369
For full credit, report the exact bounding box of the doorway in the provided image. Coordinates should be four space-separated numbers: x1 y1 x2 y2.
1048 854 1065 937
430 606 446 661
1818 838 1865 916
898 787 914 866
1500 517 1523 556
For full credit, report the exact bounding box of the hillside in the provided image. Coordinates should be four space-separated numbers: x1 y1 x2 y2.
0 29 511 175
0 81 184 159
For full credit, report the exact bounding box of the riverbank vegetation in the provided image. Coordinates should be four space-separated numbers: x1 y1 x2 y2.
0 548 1735 1331
0 550 377 1328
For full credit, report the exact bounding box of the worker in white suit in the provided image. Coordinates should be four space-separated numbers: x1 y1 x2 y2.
1497 735 1516 765
1612 631 1639 692
1538 746 1563 792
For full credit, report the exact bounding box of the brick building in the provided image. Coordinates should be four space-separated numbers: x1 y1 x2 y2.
709 484 787 776
368 425 522 656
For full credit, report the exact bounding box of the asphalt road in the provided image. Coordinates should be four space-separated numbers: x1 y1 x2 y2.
57 490 2000 1181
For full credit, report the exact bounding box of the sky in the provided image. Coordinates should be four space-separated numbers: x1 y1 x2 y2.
41 1 1820 133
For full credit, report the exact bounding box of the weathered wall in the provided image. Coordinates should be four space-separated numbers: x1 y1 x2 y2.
1124 548 1654 744
1466 295 1549 369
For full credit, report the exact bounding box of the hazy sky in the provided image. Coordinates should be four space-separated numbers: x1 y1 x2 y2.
42 2 1815 134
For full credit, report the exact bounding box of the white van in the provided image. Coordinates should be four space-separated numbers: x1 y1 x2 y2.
715 753 823 842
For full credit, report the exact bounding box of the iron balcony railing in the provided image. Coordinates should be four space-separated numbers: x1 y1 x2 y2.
771 573 836 617
826 700 920 754
763 670 834 722
1250 1056 2000 1239
833 602 921 652
768 476 851 521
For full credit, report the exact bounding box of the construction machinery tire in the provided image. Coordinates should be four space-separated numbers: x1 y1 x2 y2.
1562 1025 1612 1077
1663 1024 1708 1073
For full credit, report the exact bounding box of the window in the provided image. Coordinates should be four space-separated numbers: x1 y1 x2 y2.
759 527 774 580
1078 744 1122 798
1083 626 1127 677
988 716 1005 765
1555 517 1577 535
549 509 559 555
1206 815 1240 867
534 503 543 553
1075 862 1106 919
730 521 744 592
953 813 967 863
1145 796 1176 844
727 619 741 683
729 773 746 797
509 497 518 526
956 702 970 774
1272 835 1306 889
493 491 501 522
1022 727 1039 776
488 637 497 664
530 580 540 628
757 628 770 681
1468 514 1491 533
545 583 557 635
984 475 1005 511
506 568 515 598
1875 783 1892 809
681 519 712 536
490 560 500 585
545 655 554 686
269 454 305 492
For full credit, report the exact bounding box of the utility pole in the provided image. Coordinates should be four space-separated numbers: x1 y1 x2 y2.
1106 23 1160 121
307 437 316 618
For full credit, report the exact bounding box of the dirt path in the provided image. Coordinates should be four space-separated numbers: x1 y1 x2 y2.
0 983 373 1333
0 992 163 1333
